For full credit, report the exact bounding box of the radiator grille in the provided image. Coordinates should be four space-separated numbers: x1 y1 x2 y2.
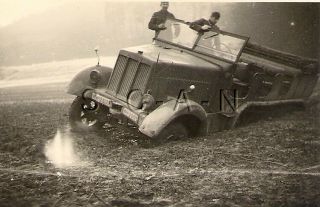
132 63 150 91
108 55 127 92
107 55 151 102
118 59 139 97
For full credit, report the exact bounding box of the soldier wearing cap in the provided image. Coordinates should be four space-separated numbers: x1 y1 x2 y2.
148 2 175 32
190 12 221 33
190 12 221 50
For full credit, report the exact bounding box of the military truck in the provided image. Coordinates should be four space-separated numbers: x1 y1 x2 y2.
67 19 319 142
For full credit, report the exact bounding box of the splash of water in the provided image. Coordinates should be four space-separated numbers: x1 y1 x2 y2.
44 129 82 168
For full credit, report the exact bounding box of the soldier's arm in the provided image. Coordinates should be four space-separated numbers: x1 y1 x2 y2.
189 18 205 32
211 25 220 33
169 13 175 20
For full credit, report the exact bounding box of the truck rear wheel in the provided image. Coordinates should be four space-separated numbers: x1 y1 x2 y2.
69 96 107 131
154 122 188 144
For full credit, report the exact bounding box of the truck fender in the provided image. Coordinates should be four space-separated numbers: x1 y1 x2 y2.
139 99 207 138
67 65 113 96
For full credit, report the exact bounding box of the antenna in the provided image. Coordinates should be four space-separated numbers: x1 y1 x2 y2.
156 52 160 64
94 46 100 66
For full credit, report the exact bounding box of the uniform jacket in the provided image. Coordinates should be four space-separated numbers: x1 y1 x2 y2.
189 18 220 33
148 10 175 31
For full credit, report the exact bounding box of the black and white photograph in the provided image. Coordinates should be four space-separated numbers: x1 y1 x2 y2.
0 0 319 206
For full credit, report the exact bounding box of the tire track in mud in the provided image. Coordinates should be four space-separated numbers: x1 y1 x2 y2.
1 167 319 179
0 98 72 105
0 82 71 104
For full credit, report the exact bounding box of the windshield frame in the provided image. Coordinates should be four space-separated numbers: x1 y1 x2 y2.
154 18 249 63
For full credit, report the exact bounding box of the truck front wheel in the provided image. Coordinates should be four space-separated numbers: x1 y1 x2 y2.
69 96 107 131
154 122 188 144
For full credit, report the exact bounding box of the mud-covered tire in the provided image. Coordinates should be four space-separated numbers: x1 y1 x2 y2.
69 96 107 131
153 122 188 145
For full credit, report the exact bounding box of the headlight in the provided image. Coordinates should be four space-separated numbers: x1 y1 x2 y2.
90 69 101 83
128 90 143 109
142 94 155 111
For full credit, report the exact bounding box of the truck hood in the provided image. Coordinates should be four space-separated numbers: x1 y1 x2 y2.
122 44 231 70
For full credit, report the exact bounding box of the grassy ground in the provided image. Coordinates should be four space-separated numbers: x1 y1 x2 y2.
0 81 319 206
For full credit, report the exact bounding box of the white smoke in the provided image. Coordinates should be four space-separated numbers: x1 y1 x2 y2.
44 129 86 168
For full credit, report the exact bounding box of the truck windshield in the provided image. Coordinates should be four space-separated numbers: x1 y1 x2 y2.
157 19 198 49
156 19 248 62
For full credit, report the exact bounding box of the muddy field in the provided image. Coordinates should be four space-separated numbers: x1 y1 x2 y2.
0 82 319 207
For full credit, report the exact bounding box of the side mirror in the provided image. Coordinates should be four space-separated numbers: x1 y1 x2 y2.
177 85 195 103
186 85 195 93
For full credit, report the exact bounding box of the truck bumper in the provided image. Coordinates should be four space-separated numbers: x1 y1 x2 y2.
83 89 147 126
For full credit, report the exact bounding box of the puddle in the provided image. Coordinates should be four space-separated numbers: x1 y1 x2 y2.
44 129 88 168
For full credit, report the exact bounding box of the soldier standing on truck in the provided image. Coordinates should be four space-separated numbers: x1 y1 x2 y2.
190 12 221 50
189 11 221 33
148 2 175 32
148 1 180 40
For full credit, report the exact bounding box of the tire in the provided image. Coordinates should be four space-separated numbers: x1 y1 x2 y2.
153 122 188 144
69 96 107 131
